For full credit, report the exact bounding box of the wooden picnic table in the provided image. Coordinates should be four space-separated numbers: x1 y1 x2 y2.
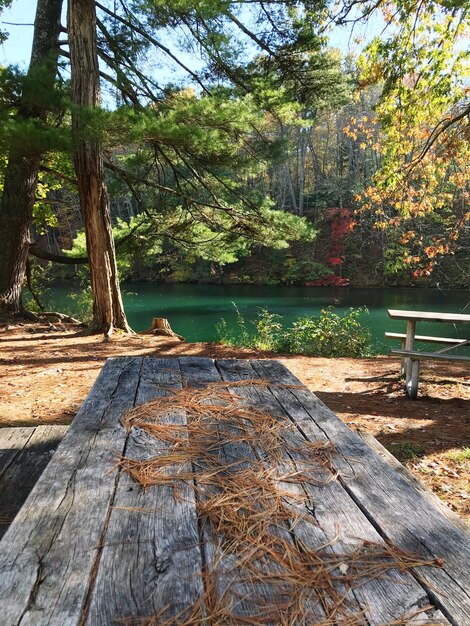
388 310 470 351
387 309 470 398
1 357 470 625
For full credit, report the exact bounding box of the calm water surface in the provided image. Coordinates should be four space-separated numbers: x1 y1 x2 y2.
46 283 470 353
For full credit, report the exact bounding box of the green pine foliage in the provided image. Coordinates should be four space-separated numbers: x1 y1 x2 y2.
0 0 12 45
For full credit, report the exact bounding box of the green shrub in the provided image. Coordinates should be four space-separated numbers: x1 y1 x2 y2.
282 307 371 357
216 305 371 357
215 303 254 347
253 310 284 351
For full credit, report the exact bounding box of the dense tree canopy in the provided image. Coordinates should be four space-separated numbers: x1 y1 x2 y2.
0 0 468 327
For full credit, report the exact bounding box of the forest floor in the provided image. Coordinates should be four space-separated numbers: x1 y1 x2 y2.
1 320 469 523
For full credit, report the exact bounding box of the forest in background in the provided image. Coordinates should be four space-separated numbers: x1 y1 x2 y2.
40 78 469 290
0 0 469 334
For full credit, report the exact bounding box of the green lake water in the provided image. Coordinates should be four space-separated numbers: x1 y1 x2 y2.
44 283 470 354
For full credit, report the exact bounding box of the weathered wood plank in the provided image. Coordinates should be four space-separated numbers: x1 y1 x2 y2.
0 427 36 477
358 431 470 536
0 425 67 539
178 357 314 622
0 357 143 626
251 358 470 625
385 332 468 344
217 359 448 625
388 310 470 324
85 358 205 625
390 349 470 362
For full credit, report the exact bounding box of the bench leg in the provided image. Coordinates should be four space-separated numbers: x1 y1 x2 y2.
405 359 420 399
404 320 416 381
400 339 406 377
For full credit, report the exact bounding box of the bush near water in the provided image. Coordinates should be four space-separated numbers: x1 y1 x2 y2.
217 306 372 357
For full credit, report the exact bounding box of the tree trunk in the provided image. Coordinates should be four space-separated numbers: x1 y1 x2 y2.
0 0 62 318
68 0 131 335
297 129 307 217
140 318 185 341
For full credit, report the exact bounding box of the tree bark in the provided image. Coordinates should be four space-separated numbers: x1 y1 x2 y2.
297 128 307 217
0 0 62 318
68 0 131 334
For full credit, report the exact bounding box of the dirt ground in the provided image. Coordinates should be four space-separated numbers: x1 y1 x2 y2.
1 321 469 522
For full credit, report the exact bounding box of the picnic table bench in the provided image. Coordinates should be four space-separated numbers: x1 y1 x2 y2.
1 357 470 625
387 309 470 398
0 425 68 540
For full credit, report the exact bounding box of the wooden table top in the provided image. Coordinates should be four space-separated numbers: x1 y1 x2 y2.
388 309 470 323
1 357 469 625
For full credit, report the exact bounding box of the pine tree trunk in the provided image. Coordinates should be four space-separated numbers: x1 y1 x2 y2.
297 129 307 217
0 0 62 318
68 0 131 335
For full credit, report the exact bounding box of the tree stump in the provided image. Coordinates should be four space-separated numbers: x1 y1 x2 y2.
140 318 185 341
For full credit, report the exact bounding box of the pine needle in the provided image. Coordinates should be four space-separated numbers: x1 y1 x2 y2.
116 379 444 626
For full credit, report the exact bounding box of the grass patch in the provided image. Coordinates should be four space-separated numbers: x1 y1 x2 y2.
445 447 470 463
388 442 426 464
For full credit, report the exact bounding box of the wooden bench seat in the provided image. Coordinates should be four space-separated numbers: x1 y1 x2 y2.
391 348 470 362
385 332 468 345
0 425 67 539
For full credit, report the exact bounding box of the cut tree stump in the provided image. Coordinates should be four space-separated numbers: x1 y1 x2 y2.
140 317 184 341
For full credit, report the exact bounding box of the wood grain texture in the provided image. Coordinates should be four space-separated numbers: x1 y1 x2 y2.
0 357 468 625
385 332 468 344
0 427 37 476
0 357 143 626
178 357 301 622
388 310 470 323
358 431 470 536
0 425 67 539
250 358 470 625
85 358 204 625
217 359 448 625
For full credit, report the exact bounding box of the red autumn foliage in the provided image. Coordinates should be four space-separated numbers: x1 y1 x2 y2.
304 208 355 287
325 208 355 267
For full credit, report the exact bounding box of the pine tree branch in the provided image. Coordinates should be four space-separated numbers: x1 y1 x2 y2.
179 16 251 92
95 1 211 95
29 243 88 264
39 165 77 185
224 9 276 57
96 17 162 103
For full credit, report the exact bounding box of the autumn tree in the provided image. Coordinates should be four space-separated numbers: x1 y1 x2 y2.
349 0 470 284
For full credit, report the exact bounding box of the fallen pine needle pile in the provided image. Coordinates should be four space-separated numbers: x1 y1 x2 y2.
116 379 443 626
